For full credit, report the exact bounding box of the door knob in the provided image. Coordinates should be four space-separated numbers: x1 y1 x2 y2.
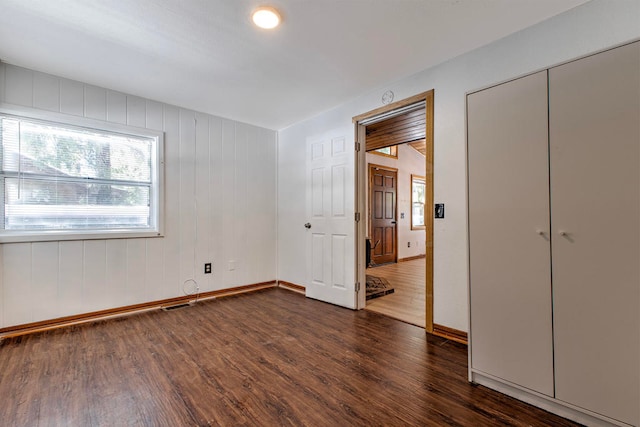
391 221 397 224
536 230 545 236
559 230 567 236
304 223 311 229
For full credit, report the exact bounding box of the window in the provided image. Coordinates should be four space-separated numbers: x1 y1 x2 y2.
0 108 163 242
411 175 426 230
370 145 398 158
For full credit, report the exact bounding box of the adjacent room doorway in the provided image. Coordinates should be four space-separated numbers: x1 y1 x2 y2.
354 90 434 332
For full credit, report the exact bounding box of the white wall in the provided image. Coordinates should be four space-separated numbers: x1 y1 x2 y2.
277 0 640 332
366 145 426 260
0 64 277 329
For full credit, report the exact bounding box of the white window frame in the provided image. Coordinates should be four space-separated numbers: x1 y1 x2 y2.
0 105 164 243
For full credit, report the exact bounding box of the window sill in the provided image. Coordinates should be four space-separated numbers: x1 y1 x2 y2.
0 229 164 243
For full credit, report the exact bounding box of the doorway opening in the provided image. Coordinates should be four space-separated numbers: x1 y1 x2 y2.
353 90 434 332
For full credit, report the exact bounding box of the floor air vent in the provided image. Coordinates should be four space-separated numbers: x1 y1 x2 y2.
162 303 192 311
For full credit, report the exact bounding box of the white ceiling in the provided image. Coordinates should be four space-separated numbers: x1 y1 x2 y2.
0 0 589 130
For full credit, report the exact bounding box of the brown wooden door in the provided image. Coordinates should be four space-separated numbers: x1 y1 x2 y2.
369 165 397 265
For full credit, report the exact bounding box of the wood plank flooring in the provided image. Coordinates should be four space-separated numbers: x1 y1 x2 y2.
366 258 426 327
0 288 580 427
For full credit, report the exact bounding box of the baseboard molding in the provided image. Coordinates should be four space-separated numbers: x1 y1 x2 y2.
433 323 468 345
277 281 306 294
0 281 277 339
398 254 426 262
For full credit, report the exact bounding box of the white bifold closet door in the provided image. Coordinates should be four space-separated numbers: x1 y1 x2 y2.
468 70 554 397
549 41 639 426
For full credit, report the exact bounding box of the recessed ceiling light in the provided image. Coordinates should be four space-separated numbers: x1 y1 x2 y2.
252 6 281 29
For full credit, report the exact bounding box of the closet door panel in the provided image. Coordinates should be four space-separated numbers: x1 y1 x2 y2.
468 71 554 396
550 41 639 426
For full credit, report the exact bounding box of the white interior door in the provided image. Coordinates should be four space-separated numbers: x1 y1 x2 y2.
305 132 356 309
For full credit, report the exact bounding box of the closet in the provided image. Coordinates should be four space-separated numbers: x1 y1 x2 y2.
467 41 639 427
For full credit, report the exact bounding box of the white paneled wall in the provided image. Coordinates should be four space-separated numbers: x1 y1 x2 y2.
0 63 277 329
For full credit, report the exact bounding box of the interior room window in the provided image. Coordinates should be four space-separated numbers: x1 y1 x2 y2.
371 145 398 158
411 175 426 230
0 109 163 242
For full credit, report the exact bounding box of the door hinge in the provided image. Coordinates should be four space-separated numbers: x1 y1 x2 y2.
355 212 361 222
355 282 361 292
355 141 361 152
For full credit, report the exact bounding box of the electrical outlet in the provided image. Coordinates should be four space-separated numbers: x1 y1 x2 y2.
204 263 212 274
228 260 236 271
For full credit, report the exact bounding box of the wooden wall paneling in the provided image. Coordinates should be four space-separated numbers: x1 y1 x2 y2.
126 96 146 128
365 108 426 150
126 239 147 304
122 95 149 303
82 240 108 312
30 242 59 322
162 105 181 297
32 72 60 112
209 117 224 290
83 85 107 120
195 112 211 291
221 120 236 287
246 125 263 285
264 128 277 279
106 90 127 124
234 123 249 286
4 65 33 107
0 244 3 328
0 63 6 102
0 64 6 335
100 239 125 310
59 78 84 116
0 67 278 330
145 100 163 131
3 243 32 325
145 99 166 297
145 238 165 296
258 127 276 281
58 241 84 316
179 109 197 290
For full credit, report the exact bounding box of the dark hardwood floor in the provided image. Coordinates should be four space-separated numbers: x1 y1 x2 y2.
0 288 580 427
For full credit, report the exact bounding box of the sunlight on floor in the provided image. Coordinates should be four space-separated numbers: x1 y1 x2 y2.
365 258 426 328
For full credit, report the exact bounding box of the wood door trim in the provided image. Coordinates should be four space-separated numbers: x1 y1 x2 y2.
368 164 398 265
399 254 426 262
355 89 434 333
433 323 468 345
368 163 398 172
353 90 433 123
277 281 306 294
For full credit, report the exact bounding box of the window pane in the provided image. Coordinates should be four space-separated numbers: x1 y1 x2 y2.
412 203 424 228
411 176 426 228
412 180 425 204
4 177 150 230
1 117 152 182
0 112 160 239
375 147 391 155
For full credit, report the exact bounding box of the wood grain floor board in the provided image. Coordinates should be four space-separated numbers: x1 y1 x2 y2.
0 288 579 426
366 258 426 327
